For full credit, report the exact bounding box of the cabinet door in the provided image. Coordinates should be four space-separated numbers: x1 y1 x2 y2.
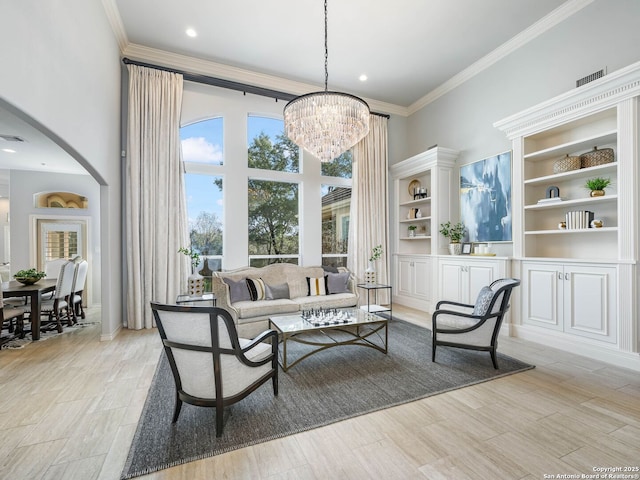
522 262 563 331
439 261 464 303
413 257 431 300
397 257 413 297
563 265 617 343
467 262 497 303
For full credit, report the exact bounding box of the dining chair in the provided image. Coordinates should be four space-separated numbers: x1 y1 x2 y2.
26 260 76 333
150 302 279 437
0 295 27 340
69 258 88 323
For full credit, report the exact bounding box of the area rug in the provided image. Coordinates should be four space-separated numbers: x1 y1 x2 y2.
121 318 534 479
0 321 100 349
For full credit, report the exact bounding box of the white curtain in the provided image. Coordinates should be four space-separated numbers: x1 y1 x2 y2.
348 115 389 292
125 65 189 329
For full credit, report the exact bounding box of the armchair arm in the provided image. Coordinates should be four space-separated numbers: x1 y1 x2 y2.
435 299 474 310
238 329 279 367
432 308 499 334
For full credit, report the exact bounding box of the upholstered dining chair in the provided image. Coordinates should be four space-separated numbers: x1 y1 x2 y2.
26 260 76 333
150 302 279 437
431 278 520 369
69 258 88 323
1 295 26 340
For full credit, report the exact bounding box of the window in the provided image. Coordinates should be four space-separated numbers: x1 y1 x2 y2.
321 151 352 178
248 179 299 267
321 185 351 268
248 115 299 173
181 117 223 165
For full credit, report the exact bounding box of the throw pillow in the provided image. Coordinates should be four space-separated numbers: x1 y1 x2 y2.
326 271 350 294
307 276 327 296
265 282 290 300
246 278 266 301
222 277 251 303
472 286 495 316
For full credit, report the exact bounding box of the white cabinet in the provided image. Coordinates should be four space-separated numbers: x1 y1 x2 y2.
437 256 509 305
522 262 617 343
395 255 431 310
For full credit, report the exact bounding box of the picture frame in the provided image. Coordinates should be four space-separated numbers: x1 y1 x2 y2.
461 242 472 255
460 150 512 242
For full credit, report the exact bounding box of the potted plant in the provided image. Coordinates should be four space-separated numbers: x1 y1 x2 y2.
14 268 46 285
585 177 611 197
407 225 417 237
179 247 204 295
366 244 383 284
439 221 466 255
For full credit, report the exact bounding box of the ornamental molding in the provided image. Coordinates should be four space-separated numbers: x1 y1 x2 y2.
494 61 640 139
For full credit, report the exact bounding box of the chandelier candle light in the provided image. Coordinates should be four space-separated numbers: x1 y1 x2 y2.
283 0 370 162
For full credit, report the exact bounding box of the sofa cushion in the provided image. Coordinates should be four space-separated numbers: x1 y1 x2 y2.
326 272 350 294
246 278 266 301
307 276 327 296
223 277 251 303
295 292 357 309
265 282 290 300
234 299 299 320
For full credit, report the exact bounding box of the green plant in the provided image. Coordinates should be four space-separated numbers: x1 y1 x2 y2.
178 247 200 271
407 225 417 231
369 244 383 262
439 221 466 243
585 177 611 191
14 268 46 279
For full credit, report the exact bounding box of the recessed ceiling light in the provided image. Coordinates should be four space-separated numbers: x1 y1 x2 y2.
1 148 16 153
186 28 197 38
359 74 368 82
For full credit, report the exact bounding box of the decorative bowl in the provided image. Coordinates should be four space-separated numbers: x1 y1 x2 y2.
14 276 42 285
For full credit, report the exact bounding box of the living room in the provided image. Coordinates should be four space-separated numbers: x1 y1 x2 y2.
1 0 640 479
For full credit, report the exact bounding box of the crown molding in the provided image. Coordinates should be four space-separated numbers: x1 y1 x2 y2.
122 44 409 117
101 0 128 51
407 0 595 116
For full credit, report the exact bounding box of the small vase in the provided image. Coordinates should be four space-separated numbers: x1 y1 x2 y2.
188 271 205 296
590 190 605 197
408 230 415 237
449 243 462 255
365 261 376 284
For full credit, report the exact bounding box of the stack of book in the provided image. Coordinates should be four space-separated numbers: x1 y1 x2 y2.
565 210 594 229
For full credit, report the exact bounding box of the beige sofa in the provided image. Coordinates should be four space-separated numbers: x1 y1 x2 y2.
211 264 359 337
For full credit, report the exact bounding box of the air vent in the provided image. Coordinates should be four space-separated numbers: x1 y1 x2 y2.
576 68 606 88
0 134 25 142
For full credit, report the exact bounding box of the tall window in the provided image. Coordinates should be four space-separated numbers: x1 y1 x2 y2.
321 151 352 178
181 117 224 289
321 185 351 268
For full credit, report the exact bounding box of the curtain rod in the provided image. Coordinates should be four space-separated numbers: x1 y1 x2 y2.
122 57 391 119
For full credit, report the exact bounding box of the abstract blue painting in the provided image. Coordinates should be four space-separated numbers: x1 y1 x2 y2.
460 151 512 242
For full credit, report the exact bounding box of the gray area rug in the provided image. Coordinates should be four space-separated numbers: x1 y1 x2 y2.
121 318 533 479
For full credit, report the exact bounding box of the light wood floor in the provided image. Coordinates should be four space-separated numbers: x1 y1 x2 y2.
0 305 639 480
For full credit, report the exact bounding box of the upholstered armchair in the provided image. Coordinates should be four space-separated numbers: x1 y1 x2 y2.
150 303 279 437
1 295 26 340
26 260 76 333
431 278 520 369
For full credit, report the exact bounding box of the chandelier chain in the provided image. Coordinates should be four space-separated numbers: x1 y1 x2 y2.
324 0 328 91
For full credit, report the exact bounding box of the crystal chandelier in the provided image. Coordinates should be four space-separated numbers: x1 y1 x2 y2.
283 0 370 163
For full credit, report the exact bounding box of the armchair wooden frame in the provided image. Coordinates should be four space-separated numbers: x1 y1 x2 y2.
431 278 520 369
151 302 279 437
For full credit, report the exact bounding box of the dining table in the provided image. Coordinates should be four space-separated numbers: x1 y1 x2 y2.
2 278 57 341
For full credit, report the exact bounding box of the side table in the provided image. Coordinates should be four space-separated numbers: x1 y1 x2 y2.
176 293 217 307
356 283 392 319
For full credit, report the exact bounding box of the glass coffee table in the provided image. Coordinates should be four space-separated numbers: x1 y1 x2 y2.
269 308 388 371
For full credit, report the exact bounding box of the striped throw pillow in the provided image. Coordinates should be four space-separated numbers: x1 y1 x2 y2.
246 278 266 301
306 276 327 296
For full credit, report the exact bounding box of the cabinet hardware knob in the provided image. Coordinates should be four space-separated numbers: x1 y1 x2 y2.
565 273 569 280
558 272 562 280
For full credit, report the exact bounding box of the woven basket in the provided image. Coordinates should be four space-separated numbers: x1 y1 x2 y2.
553 154 581 173
580 146 614 168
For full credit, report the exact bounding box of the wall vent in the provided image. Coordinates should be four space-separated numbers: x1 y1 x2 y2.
0 134 25 142
576 68 606 88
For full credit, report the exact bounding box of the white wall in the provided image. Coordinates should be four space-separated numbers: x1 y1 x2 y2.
9 170 101 305
1 0 122 338
403 0 640 256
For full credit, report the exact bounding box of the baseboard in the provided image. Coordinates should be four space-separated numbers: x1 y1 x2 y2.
100 323 122 341
393 295 431 312
511 324 640 372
